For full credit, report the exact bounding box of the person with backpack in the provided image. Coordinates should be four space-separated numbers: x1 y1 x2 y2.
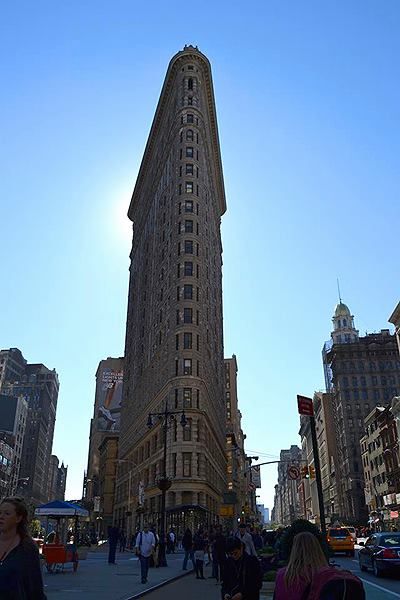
135 524 155 584
275 531 365 600
221 536 262 600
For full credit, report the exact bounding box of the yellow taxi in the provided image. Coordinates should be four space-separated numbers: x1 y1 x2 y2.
327 527 355 556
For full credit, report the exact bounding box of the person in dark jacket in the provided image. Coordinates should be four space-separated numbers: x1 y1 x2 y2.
221 536 262 600
0 496 47 599
108 525 119 564
212 525 226 582
182 528 195 570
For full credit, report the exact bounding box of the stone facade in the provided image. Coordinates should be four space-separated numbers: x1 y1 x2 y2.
323 302 400 522
389 302 400 357
116 46 227 531
272 446 302 526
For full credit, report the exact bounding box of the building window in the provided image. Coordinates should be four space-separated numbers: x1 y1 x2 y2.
184 219 193 233
186 129 194 141
176 334 179 350
183 419 192 441
186 164 194 175
171 453 177 477
184 359 192 375
184 332 192 349
183 453 192 476
184 261 193 276
185 181 194 193
184 240 193 254
183 284 193 300
183 308 193 324
186 147 194 158
183 388 192 408
185 200 193 212
187 114 194 123
188 78 193 90
177 263 181 278
188 96 193 105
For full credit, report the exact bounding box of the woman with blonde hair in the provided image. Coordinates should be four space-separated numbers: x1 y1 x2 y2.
274 531 328 599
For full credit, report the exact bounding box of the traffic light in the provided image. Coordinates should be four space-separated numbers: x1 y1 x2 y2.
309 466 316 479
301 466 310 479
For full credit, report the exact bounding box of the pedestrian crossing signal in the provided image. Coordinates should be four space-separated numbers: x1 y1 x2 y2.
301 466 310 479
309 466 316 479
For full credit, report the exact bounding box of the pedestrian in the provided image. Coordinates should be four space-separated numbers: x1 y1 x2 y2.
252 527 263 551
108 524 119 564
0 496 47 599
193 528 206 579
274 531 328 599
167 528 175 553
135 523 155 584
222 536 262 600
119 530 126 552
212 525 226 582
182 528 195 570
236 523 257 557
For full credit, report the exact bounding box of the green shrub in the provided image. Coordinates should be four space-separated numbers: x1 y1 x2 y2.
279 519 331 562
263 570 277 582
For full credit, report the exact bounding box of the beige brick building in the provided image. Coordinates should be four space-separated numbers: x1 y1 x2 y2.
115 46 227 533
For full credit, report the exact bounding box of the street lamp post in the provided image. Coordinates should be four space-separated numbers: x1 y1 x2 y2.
147 399 187 567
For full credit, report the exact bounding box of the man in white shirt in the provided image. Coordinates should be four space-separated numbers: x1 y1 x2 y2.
236 523 257 556
135 524 156 583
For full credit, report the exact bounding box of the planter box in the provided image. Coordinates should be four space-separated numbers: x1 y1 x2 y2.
262 581 276 592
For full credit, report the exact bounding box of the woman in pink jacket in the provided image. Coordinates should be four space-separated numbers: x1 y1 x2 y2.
274 531 328 600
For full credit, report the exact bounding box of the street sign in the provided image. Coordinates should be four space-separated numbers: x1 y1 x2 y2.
297 395 314 416
219 504 235 517
288 465 300 480
251 465 261 488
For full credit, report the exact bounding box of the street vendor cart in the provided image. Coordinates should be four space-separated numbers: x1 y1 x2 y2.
34 500 89 573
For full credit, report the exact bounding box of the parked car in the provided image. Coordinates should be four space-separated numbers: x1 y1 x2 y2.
327 527 355 556
359 532 400 577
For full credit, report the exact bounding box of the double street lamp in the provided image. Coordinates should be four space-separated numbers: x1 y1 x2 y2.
147 399 187 567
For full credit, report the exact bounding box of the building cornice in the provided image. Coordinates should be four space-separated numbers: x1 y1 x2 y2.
389 302 400 327
128 46 226 221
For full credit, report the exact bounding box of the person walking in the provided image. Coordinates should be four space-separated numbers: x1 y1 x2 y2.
135 524 155 584
0 496 47 599
119 530 127 552
212 525 226 582
193 528 207 579
236 523 257 557
222 536 262 600
274 531 328 599
108 524 119 564
182 528 195 570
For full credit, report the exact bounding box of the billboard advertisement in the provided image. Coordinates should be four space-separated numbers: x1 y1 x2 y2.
96 365 123 432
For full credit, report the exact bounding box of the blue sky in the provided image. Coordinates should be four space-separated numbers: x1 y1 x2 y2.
1 1 399 512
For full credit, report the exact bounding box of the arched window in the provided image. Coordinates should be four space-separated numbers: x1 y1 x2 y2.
188 78 193 90
186 129 194 141
343 318 347 327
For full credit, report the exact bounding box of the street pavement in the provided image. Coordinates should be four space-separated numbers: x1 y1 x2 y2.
334 541 400 600
43 549 191 600
144 571 222 600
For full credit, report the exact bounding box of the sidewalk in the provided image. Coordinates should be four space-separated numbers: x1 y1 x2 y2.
43 550 190 600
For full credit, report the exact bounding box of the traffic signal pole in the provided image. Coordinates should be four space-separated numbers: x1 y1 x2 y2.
309 414 327 535
297 395 326 536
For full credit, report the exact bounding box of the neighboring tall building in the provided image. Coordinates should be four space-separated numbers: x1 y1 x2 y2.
48 455 67 501
0 349 59 506
0 392 28 495
272 446 302 526
389 302 400 356
298 391 341 524
224 356 247 521
322 302 400 521
116 45 227 530
85 357 123 506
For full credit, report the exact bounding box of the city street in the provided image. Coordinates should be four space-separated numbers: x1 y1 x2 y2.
334 548 400 600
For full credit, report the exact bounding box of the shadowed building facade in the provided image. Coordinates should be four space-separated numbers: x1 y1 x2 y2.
115 46 227 532
323 301 399 522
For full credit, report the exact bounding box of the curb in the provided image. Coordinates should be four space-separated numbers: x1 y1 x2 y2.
122 568 194 600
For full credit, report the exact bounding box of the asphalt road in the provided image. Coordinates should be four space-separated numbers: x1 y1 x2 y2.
334 542 400 600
